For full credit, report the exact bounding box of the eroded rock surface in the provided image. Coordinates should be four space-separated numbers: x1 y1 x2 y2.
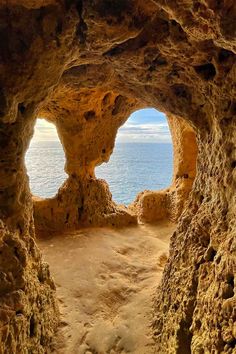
134 114 197 223
0 0 235 352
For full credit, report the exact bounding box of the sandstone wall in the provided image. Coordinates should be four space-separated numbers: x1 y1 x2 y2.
0 1 235 352
0 112 58 353
33 89 139 234
33 93 196 233
134 114 197 223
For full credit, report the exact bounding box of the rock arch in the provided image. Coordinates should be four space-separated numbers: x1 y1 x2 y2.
0 1 235 352
135 113 197 223
33 94 197 234
95 108 173 205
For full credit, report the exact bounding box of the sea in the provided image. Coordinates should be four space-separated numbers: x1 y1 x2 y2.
25 141 173 205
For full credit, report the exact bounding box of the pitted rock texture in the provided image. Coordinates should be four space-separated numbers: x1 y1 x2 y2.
33 89 138 233
134 114 197 223
0 220 59 353
0 0 235 353
34 176 137 234
34 93 196 233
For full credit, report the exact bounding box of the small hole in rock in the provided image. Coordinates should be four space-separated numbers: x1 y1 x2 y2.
194 63 216 81
204 246 217 262
231 161 236 168
218 49 233 63
226 274 234 287
228 339 236 348
18 103 26 114
199 195 204 203
222 284 234 299
195 319 201 330
84 110 96 121
29 316 35 337
172 84 191 100
65 212 70 223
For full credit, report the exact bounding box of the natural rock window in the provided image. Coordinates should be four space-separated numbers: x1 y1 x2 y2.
25 119 66 198
96 108 173 205
2 1 234 352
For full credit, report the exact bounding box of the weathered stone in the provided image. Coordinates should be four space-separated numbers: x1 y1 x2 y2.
0 0 235 352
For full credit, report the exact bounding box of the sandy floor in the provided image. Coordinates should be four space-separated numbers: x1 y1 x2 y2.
38 221 176 354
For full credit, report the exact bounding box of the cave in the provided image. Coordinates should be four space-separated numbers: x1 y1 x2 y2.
0 1 235 353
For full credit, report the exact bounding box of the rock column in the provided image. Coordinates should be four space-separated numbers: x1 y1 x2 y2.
0 112 58 353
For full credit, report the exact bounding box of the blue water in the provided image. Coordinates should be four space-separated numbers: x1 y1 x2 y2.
25 142 173 205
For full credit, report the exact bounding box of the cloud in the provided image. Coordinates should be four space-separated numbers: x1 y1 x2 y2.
31 108 171 144
116 123 171 143
117 108 171 143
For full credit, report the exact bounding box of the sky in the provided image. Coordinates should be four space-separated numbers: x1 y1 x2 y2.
117 108 171 143
32 108 171 143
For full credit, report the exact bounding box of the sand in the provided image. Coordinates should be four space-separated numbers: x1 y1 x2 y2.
38 221 176 354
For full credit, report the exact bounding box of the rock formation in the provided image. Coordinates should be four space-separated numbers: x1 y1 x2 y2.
0 0 235 353
134 114 197 223
33 97 197 233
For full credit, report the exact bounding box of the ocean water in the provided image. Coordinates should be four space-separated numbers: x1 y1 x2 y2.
25 142 173 205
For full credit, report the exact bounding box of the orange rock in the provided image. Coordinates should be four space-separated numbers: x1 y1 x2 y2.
0 0 235 352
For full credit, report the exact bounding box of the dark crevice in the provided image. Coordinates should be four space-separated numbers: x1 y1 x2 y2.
84 110 96 121
78 197 84 220
103 26 148 57
55 20 63 35
231 160 236 168
104 44 126 57
172 84 192 101
96 0 131 19
204 246 217 261
104 15 168 57
194 63 216 81
16 310 23 316
218 48 234 63
29 316 35 337
75 0 88 44
0 88 7 117
148 55 167 71
75 0 83 15
222 286 234 299
227 339 236 348
65 212 70 224
102 92 111 105
176 275 198 354
230 101 236 115
18 103 26 114
176 318 192 354
112 95 125 115
65 0 74 11
226 274 234 288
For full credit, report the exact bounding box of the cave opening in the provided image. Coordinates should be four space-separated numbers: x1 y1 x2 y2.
96 108 173 205
25 118 66 198
22 87 198 353
1 2 234 352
